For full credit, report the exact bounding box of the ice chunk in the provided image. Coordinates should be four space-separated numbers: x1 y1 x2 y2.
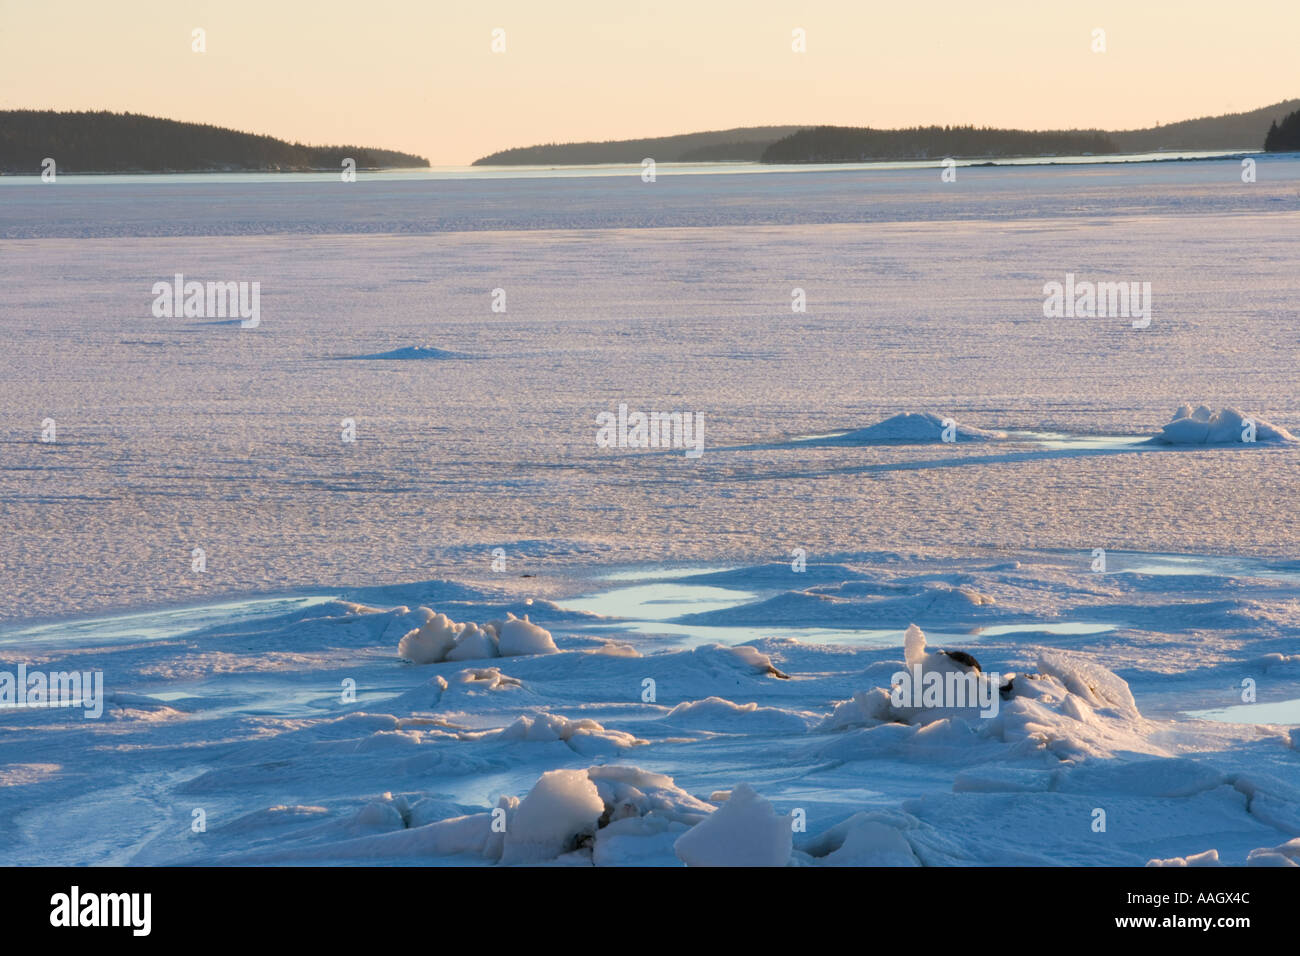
445 622 499 661
1146 849 1221 867
1245 838 1300 866
397 612 461 664
673 783 792 866
499 769 605 865
1037 650 1139 720
592 815 686 867
495 613 558 656
822 820 920 866
397 610 556 663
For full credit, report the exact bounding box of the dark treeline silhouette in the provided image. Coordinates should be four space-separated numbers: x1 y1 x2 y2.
760 125 1118 163
0 111 429 173
1263 109 1300 151
473 127 804 165
1110 98 1300 152
473 99 1299 165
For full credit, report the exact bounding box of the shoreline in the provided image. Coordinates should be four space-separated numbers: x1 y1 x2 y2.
2 148 1283 181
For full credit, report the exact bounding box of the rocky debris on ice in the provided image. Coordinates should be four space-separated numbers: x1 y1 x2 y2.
397 610 557 664
1152 405 1297 444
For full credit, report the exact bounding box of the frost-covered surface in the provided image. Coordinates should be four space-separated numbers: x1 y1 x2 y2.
2 161 1299 866
0 553 1298 866
3 164 1300 622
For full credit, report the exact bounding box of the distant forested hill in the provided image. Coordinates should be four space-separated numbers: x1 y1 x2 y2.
1110 99 1300 152
760 126 1118 163
0 111 429 173
473 99 1300 165
472 127 805 165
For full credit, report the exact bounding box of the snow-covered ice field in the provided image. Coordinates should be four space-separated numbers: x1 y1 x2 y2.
1 157 1299 865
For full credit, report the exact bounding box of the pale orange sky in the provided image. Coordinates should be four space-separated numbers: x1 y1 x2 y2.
1 0 1296 165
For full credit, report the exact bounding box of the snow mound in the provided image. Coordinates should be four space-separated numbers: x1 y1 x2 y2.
660 697 822 733
464 713 644 751
678 578 1000 629
831 412 1007 444
343 345 469 361
673 783 793 866
684 643 791 679
1153 405 1297 444
397 610 556 664
796 811 922 866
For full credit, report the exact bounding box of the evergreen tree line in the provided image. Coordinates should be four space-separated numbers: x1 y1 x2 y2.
760 125 1120 163
0 110 428 173
1263 109 1300 151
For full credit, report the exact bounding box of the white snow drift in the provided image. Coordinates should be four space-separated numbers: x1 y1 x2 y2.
397 610 557 664
1153 405 1297 444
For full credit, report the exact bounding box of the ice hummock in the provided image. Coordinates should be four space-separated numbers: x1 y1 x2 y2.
826 412 1007 444
397 610 557 664
8 555 1300 867
342 345 470 361
1153 405 1297 444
